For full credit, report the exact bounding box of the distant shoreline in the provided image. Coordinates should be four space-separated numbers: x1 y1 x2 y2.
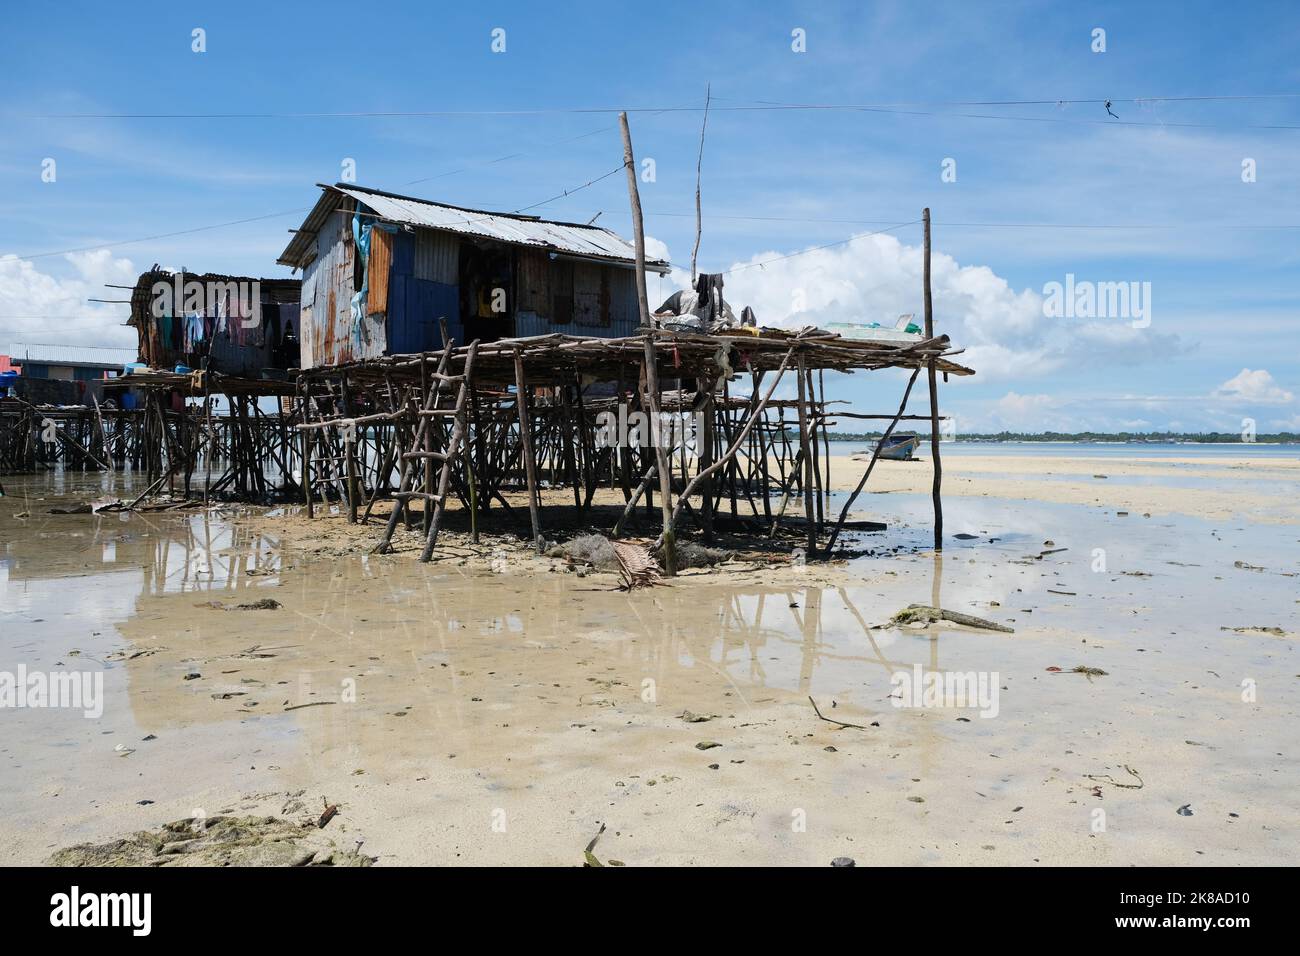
827 433 1300 445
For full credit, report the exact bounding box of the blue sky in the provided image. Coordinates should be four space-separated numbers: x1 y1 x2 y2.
2 0 1297 433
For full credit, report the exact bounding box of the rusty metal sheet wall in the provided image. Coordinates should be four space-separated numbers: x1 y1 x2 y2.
299 207 387 368
367 227 392 315
515 252 640 336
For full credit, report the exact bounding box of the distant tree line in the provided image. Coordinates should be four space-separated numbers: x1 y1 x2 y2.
827 431 1300 444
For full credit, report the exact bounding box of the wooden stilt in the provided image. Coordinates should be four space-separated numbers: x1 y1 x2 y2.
513 348 543 553
699 378 715 544
796 354 817 556
923 208 943 552
620 111 676 575
825 367 921 552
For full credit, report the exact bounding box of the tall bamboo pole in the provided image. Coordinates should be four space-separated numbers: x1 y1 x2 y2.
619 111 676 575
923 208 943 552
796 354 816 555
513 348 543 553
690 83 711 284
700 380 715 544
300 388 314 518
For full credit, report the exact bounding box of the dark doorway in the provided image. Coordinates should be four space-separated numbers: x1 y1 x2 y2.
458 242 514 342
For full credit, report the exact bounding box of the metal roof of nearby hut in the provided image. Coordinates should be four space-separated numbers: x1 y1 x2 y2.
277 183 672 274
8 343 138 368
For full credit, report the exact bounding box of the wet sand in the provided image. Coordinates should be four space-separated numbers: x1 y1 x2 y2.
1 450 1296 866
827 450 1300 524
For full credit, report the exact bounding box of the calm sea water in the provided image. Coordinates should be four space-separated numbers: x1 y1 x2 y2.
832 440 1300 460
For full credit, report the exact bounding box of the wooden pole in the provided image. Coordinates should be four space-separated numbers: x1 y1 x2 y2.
203 383 213 505
753 370 772 519
807 367 823 532
300 385 314 518
513 348 543 553
825 367 921 552
343 430 358 523
470 377 489 516
560 386 581 509
341 376 359 523
612 463 656 538
690 83 711 284
620 110 676 575
420 356 432 534
923 207 943 552
467 363 482 543
796 353 816 556
699 379 715 544
663 345 795 541
818 368 831 517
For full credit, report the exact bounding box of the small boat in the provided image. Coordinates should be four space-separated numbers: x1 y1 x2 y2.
878 433 920 461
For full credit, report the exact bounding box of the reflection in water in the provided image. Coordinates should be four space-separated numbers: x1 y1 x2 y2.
711 586 942 697
5 468 1299 865
3 493 967 756
102 565 969 789
138 513 281 596
2 474 956 708
2 506 281 595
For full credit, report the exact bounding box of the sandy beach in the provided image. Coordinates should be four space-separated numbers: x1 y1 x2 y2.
1 447 1296 866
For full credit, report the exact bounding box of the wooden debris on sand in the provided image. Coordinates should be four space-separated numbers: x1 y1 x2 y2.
887 604 1014 633
611 540 664 591
318 797 339 829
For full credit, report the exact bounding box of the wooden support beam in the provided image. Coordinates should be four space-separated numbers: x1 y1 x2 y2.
923 207 943 552
513 348 543 553
796 354 817 555
699 378 715 544
662 345 795 543
620 110 677 576
825 367 921 552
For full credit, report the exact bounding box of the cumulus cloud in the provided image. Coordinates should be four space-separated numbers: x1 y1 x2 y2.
0 251 138 352
987 392 1060 429
1212 368 1294 405
964 392 1117 433
655 231 1186 381
643 235 671 265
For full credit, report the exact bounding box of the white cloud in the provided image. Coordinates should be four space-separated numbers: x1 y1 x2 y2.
643 235 671 264
0 251 137 352
1212 368 1294 405
657 231 1186 381
989 392 1057 425
970 392 1098 433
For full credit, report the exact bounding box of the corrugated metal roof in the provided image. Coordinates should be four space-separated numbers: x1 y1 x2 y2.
9 343 138 368
278 183 671 274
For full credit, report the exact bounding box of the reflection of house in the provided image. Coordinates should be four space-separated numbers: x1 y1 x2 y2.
127 268 302 378
5 343 137 404
277 183 671 369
